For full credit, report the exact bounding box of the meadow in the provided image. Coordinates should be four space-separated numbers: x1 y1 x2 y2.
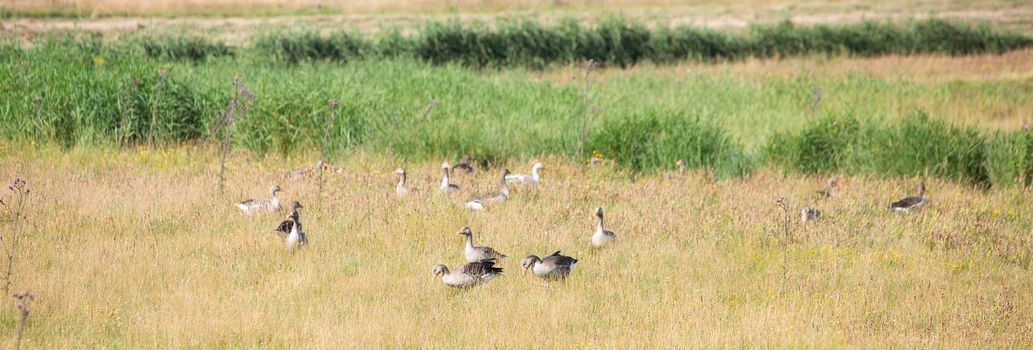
2 3 1033 348
1 147 1031 348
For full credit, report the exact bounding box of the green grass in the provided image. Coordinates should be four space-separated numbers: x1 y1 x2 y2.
2 33 1033 186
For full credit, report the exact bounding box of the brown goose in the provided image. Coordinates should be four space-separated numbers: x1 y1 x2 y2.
590 207 617 248
817 177 839 199
800 207 821 224
520 251 578 280
891 182 929 213
464 169 511 210
432 259 503 288
236 185 282 215
453 155 476 174
439 162 460 193
285 160 325 180
459 227 506 262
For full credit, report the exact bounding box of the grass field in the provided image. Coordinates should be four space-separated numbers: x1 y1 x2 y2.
1 146 1031 348
3 0 1033 348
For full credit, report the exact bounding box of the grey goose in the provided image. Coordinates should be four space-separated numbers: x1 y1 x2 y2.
520 251 578 280
236 185 282 215
432 259 503 288
590 207 617 248
464 169 511 210
505 162 543 185
439 162 460 193
891 182 929 213
459 227 506 263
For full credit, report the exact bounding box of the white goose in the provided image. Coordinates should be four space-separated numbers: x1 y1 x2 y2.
284 209 308 252
458 227 506 262
590 207 617 248
891 182 929 213
464 169 511 210
505 162 543 185
236 185 282 215
394 168 411 197
439 162 459 193
432 259 503 288
520 251 578 281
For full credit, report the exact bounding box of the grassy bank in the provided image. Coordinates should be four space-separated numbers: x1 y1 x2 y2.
129 18 1033 67
2 35 1033 184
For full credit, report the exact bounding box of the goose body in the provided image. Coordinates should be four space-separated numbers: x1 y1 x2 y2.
284 209 307 252
394 168 412 197
453 155 475 174
439 162 460 193
800 207 821 224
505 162 544 185
432 259 503 288
590 207 617 248
465 169 511 210
521 251 578 280
459 227 506 262
891 182 929 213
236 185 282 215
275 201 304 238
285 161 326 180
817 177 839 199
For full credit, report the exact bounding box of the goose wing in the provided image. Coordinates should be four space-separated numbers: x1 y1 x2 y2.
891 196 923 209
453 163 475 173
275 220 293 234
457 259 503 276
505 174 532 183
544 251 577 267
479 246 506 259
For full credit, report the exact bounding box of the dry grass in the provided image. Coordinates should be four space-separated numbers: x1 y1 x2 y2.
2 145 1031 347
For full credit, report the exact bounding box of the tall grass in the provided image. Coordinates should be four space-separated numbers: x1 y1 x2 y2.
3 34 1033 186
246 18 1033 67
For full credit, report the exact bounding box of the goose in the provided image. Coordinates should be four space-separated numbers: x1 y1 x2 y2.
591 207 617 248
817 177 839 199
800 207 821 224
891 182 929 213
439 162 459 193
432 259 503 288
464 169 511 210
236 185 282 214
453 155 475 174
506 162 544 185
284 209 308 252
458 227 506 262
520 251 578 280
394 168 411 197
275 201 304 238
285 160 325 180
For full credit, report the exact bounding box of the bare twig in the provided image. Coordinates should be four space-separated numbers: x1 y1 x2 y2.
13 291 33 350
810 87 823 120
320 99 339 208
217 75 254 194
775 196 790 293
1 178 29 296
148 69 169 147
575 59 599 159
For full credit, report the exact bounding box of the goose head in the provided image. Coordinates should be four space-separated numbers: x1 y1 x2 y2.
315 160 326 170
395 168 406 176
918 182 926 196
532 162 544 172
501 168 511 180
460 155 471 164
290 201 304 211
595 207 604 218
457 227 473 237
432 264 449 279
520 256 542 275
441 162 451 170
269 185 282 195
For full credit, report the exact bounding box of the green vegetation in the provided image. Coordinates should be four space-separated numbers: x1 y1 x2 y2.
2 27 1032 186
251 18 1033 67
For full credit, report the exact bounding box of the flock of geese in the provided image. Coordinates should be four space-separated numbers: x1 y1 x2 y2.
234 157 931 288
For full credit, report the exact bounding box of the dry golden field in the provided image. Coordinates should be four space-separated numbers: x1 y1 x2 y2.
1 146 1031 348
